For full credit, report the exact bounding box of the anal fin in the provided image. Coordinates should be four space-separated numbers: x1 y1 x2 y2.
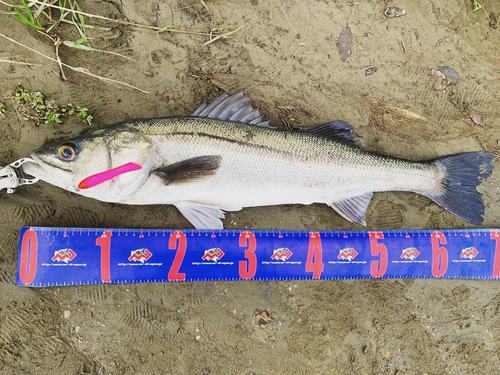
329 193 373 226
175 202 226 229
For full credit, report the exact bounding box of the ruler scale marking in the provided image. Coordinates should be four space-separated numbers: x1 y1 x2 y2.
15 227 500 287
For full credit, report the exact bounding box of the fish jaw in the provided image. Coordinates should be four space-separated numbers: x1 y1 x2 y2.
23 153 80 193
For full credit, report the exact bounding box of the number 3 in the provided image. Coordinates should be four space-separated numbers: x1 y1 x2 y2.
239 232 257 279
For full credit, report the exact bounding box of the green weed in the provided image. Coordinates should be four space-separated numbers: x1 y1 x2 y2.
472 0 488 16
14 85 93 126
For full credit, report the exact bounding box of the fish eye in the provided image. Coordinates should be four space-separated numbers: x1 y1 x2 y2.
58 143 78 161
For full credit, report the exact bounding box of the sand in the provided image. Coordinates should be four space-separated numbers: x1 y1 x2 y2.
1 0 500 373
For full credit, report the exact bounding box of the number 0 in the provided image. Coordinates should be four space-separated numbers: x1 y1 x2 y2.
19 229 38 284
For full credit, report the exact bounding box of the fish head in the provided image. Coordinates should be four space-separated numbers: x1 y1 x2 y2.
22 126 157 202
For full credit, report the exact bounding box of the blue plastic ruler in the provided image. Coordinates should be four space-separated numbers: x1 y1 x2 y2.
16 227 500 287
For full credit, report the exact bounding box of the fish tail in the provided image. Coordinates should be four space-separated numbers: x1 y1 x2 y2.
425 152 496 225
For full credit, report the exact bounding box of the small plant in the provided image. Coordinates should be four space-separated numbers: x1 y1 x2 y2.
0 102 5 116
472 0 488 16
13 85 93 126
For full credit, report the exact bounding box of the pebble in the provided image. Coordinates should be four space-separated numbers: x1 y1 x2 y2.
384 7 406 18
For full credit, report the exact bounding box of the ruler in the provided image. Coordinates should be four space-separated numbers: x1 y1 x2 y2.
16 227 500 287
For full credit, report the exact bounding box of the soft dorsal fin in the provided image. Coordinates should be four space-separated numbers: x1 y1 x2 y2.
329 193 373 225
190 89 272 128
300 121 361 147
154 155 221 185
175 202 225 229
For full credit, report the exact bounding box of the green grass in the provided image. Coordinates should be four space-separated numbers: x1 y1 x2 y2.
8 0 133 78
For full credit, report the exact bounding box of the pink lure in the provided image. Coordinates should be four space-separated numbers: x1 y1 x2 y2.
78 162 142 190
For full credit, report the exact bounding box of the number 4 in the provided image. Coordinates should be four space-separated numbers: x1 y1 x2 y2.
306 232 324 279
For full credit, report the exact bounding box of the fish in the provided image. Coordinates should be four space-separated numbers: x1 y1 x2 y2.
22 90 496 229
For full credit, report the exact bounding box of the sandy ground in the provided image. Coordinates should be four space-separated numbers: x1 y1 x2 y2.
1 0 500 374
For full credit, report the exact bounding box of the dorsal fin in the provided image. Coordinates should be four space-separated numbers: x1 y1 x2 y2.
300 121 361 147
190 90 273 128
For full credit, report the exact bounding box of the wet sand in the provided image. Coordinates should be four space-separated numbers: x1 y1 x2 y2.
1 0 500 373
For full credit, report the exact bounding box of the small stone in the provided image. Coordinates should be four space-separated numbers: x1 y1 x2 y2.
63 310 71 319
384 7 406 18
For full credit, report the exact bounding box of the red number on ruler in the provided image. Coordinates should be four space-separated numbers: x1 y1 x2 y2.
168 231 187 281
239 232 257 279
96 231 112 283
369 232 388 278
19 229 38 284
431 231 448 277
306 232 324 279
490 231 500 278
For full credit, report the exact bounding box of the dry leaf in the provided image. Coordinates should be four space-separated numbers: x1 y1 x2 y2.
470 114 484 127
337 24 353 62
255 310 274 326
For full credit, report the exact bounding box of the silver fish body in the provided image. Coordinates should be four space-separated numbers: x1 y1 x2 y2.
125 117 440 206
23 91 495 229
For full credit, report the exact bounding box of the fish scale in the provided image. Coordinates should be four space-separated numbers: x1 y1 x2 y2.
15 227 500 287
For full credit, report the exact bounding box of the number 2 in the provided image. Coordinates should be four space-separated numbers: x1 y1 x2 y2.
168 231 187 281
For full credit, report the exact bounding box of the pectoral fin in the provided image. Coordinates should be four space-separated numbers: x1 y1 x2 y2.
329 193 373 225
175 202 226 229
154 155 222 185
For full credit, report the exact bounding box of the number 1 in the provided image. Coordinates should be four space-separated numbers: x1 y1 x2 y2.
96 231 111 283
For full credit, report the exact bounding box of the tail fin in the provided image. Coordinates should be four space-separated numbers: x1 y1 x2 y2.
426 152 496 225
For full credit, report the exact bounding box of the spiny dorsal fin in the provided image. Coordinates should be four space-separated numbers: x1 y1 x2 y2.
175 202 225 229
154 155 221 185
330 192 373 225
190 89 273 128
300 121 361 147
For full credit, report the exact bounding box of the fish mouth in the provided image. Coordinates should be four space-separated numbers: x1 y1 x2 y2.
21 154 44 178
22 152 79 192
